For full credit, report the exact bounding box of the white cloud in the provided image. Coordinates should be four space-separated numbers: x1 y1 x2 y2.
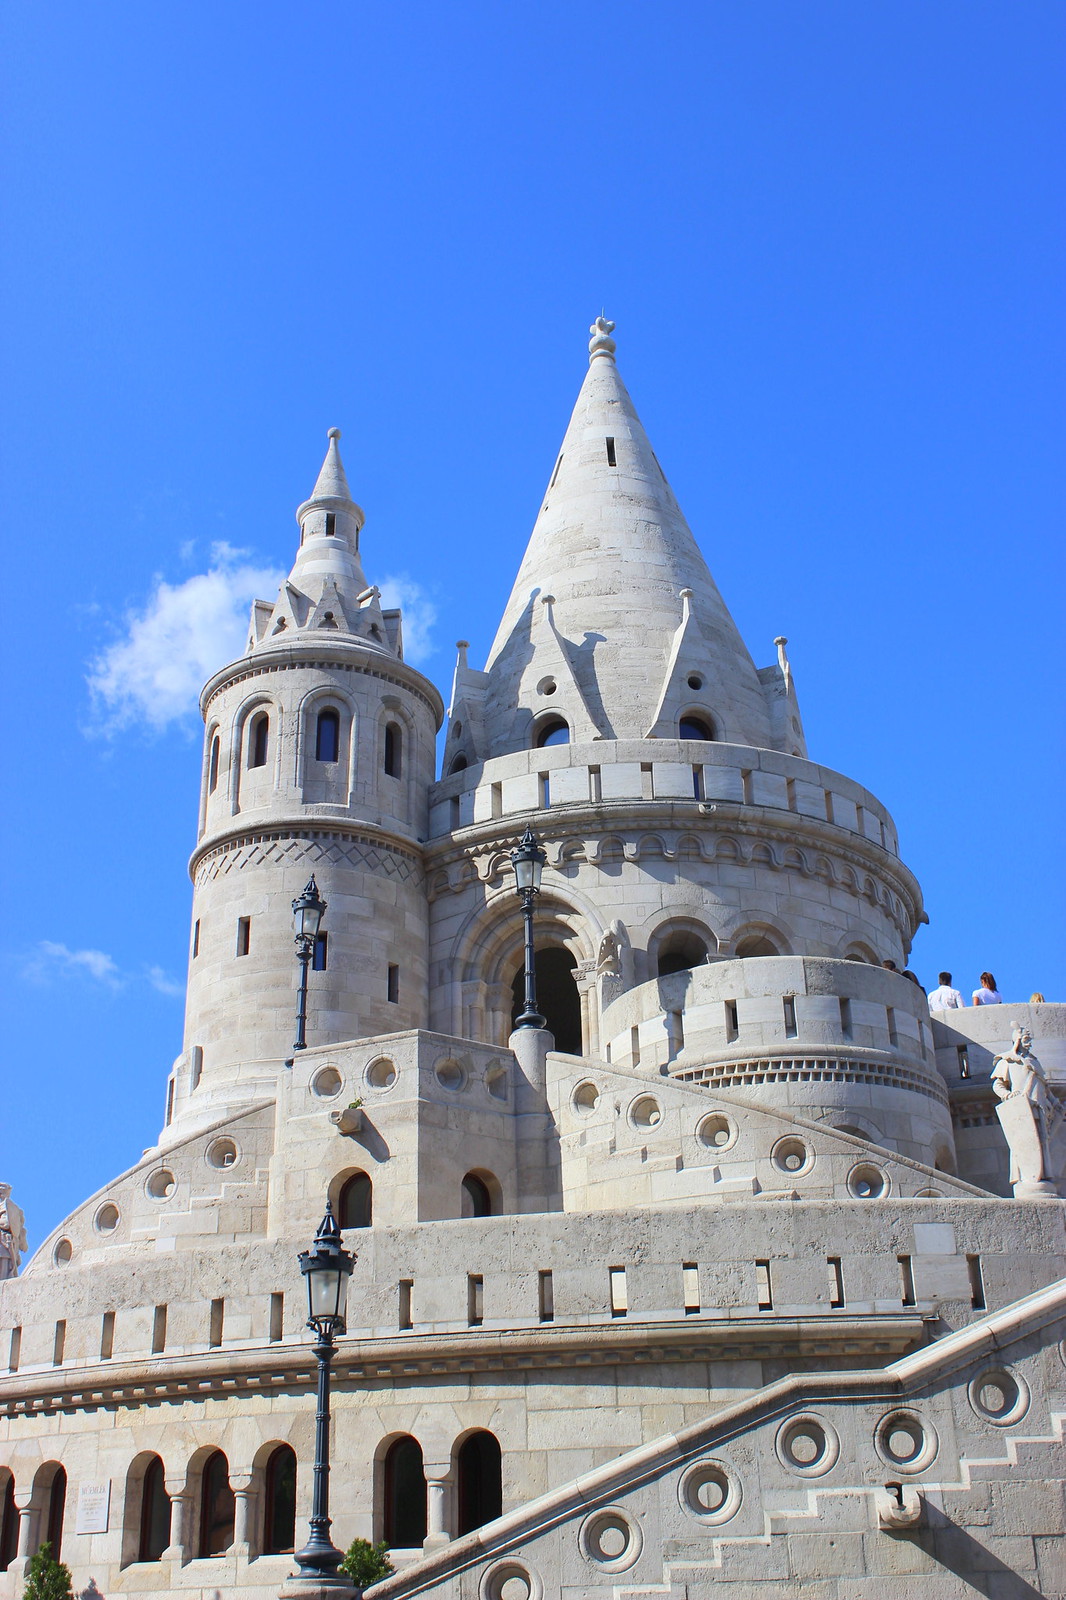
146 965 185 998
32 941 124 989
87 544 284 733
24 943 184 1001
379 573 438 665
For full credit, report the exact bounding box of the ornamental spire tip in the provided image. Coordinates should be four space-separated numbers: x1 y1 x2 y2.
588 314 616 363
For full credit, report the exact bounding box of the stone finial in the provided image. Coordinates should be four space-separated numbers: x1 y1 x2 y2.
588 314 617 362
775 636 790 673
328 426 341 440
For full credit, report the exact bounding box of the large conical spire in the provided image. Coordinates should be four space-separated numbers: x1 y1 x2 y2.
477 319 777 753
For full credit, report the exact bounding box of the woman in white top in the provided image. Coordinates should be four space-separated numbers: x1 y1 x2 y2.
972 971 1002 1005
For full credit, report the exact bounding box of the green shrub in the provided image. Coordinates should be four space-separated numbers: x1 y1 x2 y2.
339 1537 395 1587
22 1544 73 1600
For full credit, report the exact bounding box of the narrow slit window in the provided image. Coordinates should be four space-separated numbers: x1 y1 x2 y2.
152 1305 168 1354
100 1311 115 1360
313 933 328 972
269 1292 284 1342
725 999 739 1042
165 1079 175 1125
549 452 563 488
668 1010 684 1059
209 1298 225 1348
316 709 340 763
588 765 602 802
208 735 220 793
786 778 797 812
967 1254 985 1311
609 1266 628 1317
192 919 200 958
387 964 399 1004
539 772 551 808
538 1270 554 1323
917 1018 927 1056
249 713 269 769
467 1275 484 1327
824 789 835 823
839 997 852 1038
683 1263 700 1315
630 1025 641 1067
491 782 503 817
398 1279 413 1331
450 795 462 828
692 764 705 800
190 1045 203 1089
898 1255 916 1307
957 1045 970 1079
605 436 616 466
755 1261 773 1311
783 995 798 1038
741 769 754 805
827 1257 844 1309
8 1326 21 1372
236 917 251 957
886 1006 898 1047
640 762 654 799
324 512 336 536
53 1320 66 1365
383 722 402 777
855 803 865 836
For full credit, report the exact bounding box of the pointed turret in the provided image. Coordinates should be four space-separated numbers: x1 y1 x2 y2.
479 319 779 754
247 429 394 654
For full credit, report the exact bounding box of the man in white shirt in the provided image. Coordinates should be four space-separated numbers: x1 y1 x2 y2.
928 971 965 1011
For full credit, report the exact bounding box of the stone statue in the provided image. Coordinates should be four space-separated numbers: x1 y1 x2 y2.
0 1184 27 1280
596 925 623 978
990 1027 1065 1196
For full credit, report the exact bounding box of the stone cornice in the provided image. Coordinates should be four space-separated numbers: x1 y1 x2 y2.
188 819 424 883
0 1313 929 1419
424 800 925 936
199 643 445 724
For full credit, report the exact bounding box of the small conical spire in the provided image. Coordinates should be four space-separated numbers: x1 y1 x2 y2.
298 427 358 519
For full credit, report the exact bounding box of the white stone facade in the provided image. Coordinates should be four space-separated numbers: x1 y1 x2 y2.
1 323 1064 1600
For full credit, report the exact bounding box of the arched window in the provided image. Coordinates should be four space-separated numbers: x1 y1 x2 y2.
461 1173 495 1219
263 1446 297 1555
138 1456 170 1562
383 722 402 777
449 755 468 775
198 1451 234 1557
0 1477 17 1572
678 714 716 741
656 931 709 977
316 710 340 763
382 1437 426 1548
456 1431 502 1536
45 1467 66 1560
337 1172 372 1229
208 734 220 793
735 934 780 958
534 717 569 748
249 713 269 769
510 948 582 1053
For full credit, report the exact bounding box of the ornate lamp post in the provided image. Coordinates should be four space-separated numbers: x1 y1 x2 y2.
289 1203 355 1591
292 877 327 1053
510 824 547 1029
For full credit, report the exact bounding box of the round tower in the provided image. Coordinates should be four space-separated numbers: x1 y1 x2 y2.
166 431 443 1139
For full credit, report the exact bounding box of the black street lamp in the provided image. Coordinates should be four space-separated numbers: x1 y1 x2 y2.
510 823 547 1029
289 1203 355 1589
292 877 327 1053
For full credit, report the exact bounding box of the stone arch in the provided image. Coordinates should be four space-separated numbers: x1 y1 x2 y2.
461 1169 502 1218
196 1447 235 1558
453 1429 502 1536
727 920 793 958
122 1451 169 1568
330 1169 373 1229
231 690 278 814
677 704 719 742
254 1441 297 1556
375 695 419 823
647 915 719 978
30 1462 66 1563
0 1470 16 1573
376 1434 426 1549
295 682 359 803
842 941 878 964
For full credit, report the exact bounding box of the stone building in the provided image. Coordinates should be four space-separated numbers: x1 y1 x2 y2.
1 320 1064 1600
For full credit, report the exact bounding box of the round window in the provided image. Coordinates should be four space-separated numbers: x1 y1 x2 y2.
311 1066 343 1098
580 1508 642 1571
53 1238 73 1266
968 1367 1029 1426
678 1460 741 1524
630 1095 663 1129
848 1163 888 1199
365 1056 397 1090
436 1058 466 1091
94 1203 120 1234
206 1137 239 1170
776 1415 839 1476
572 1081 600 1115
486 1065 509 1102
875 1410 937 1471
146 1168 176 1200
771 1136 813 1176
697 1113 736 1151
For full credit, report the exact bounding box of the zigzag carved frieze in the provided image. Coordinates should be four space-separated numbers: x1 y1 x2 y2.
194 829 423 887
427 827 912 926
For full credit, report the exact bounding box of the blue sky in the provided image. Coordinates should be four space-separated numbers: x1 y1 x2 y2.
1 1 1063 1253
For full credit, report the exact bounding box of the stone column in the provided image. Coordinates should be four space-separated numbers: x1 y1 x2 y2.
162 1479 190 1564
231 1473 254 1558
574 960 599 1056
422 1462 452 1551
